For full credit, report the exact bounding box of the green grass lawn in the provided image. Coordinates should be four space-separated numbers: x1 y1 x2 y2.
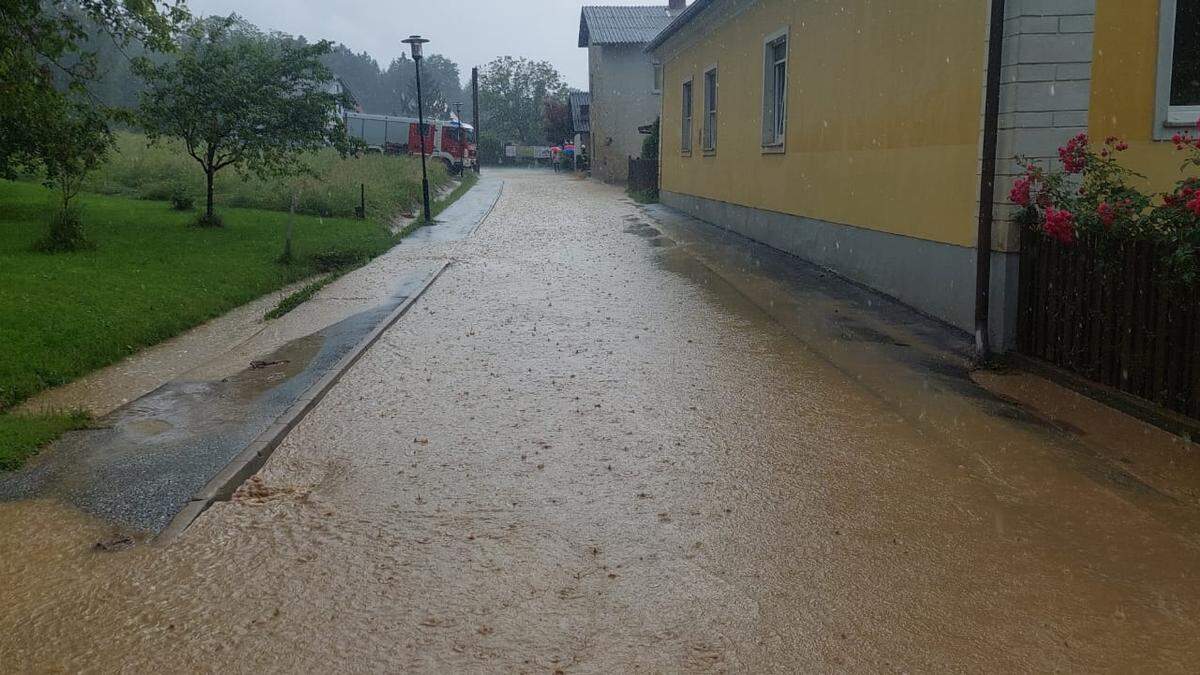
0 179 401 468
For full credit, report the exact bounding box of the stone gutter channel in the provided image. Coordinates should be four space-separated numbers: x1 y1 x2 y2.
158 261 451 541
0 175 504 542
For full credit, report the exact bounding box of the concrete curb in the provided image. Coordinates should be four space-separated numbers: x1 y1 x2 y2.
155 261 452 544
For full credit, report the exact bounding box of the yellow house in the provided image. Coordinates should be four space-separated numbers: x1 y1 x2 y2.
647 0 1199 352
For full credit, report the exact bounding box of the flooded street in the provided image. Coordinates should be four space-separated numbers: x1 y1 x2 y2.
3 169 1200 671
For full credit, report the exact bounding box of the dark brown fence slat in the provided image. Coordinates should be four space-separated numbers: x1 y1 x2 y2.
1017 232 1200 421
627 158 659 193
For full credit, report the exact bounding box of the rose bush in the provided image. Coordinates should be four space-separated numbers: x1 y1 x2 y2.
1012 119 1200 281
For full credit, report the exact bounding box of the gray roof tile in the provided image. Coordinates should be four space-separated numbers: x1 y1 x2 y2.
579 5 673 47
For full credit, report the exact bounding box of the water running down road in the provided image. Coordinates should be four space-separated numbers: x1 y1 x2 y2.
2 170 1198 671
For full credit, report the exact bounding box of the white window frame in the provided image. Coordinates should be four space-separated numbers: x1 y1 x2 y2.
762 27 789 153
1155 0 1200 139
702 64 718 153
681 77 694 155
652 62 663 94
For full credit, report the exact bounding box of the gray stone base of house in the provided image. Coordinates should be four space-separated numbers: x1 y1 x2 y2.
660 190 1020 352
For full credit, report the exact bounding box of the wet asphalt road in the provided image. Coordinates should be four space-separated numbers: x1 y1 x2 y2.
2 169 1200 671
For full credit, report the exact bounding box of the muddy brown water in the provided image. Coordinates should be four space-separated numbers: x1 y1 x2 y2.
2 170 1199 671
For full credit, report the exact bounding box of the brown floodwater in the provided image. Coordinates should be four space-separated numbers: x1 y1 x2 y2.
3 169 1199 671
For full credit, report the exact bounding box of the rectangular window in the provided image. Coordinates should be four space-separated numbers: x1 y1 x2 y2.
681 79 693 154
1156 0 1200 137
703 67 718 151
762 31 788 149
653 63 663 94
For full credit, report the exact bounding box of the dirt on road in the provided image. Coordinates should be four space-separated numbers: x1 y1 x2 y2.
2 169 1199 671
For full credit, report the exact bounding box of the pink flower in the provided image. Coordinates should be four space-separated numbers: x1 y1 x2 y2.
1188 194 1200 218
1058 133 1088 173
1010 176 1033 207
1097 201 1115 226
1043 207 1075 245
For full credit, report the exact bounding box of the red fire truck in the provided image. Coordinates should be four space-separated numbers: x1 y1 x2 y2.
344 112 476 173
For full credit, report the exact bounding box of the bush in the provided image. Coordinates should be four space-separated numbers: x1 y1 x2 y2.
169 186 195 211
641 117 660 161
34 205 93 253
192 212 224 228
1012 122 1200 281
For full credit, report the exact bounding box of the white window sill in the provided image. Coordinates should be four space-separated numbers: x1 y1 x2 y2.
761 144 786 154
1165 106 1200 127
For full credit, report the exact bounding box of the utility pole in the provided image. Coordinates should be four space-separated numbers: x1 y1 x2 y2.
403 35 432 223
471 66 481 175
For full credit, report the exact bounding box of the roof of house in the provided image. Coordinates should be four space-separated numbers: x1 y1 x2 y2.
645 0 715 51
578 5 675 47
569 91 592 133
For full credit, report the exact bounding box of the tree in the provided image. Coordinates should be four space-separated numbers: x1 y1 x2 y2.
379 53 462 118
136 17 352 226
322 44 382 112
479 57 569 145
543 97 572 146
34 101 111 251
0 0 187 180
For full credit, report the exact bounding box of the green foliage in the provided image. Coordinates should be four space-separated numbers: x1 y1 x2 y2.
136 16 352 220
641 118 660 161
0 410 92 472
0 179 397 414
192 212 225 228
1015 131 1200 283
35 102 112 250
309 247 370 273
0 0 187 180
169 187 195 211
477 132 504 166
82 132 449 223
34 204 94 253
479 56 569 145
264 277 332 321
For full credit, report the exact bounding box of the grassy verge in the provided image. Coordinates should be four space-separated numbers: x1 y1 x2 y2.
267 173 482 318
0 411 91 471
0 179 399 469
82 132 452 224
264 276 335 321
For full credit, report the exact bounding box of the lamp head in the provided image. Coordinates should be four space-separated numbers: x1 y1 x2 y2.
402 35 429 60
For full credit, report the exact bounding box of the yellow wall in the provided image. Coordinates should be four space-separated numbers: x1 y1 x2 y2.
658 0 987 247
1090 0 1190 191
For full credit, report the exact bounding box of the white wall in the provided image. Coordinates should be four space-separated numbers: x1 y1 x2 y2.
589 43 661 183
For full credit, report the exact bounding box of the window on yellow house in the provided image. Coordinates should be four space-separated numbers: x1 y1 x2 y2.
653 63 663 94
1156 0 1200 137
762 30 788 149
703 67 717 152
682 78 693 154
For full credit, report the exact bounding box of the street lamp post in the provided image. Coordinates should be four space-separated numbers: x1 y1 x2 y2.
403 35 432 223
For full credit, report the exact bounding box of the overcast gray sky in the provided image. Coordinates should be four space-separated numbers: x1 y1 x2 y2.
186 0 658 89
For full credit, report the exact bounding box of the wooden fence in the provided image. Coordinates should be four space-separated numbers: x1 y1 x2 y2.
1017 228 1200 419
628 158 659 194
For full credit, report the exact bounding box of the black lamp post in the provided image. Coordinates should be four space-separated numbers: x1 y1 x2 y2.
402 35 432 223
